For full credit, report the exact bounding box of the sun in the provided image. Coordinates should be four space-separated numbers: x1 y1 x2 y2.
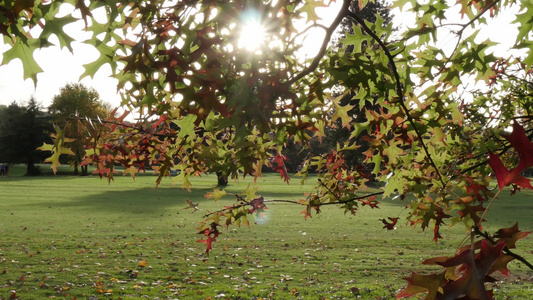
238 12 267 52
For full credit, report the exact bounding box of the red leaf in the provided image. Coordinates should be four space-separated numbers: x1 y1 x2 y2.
196 222 221 254
488 151 532 190
300 205 320 220
464 176 489 202
432 206 451 242
249 196 268 218
360 196 379 208
381 217 399 230
503 122 533 169
435 240 506 299
152 114 168 128
489 123 533 190
494 222 531 249
272 153 290 184
197 235 217 254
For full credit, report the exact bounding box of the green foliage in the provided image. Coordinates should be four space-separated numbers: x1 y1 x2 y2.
48 83 110 175
3 0 533 298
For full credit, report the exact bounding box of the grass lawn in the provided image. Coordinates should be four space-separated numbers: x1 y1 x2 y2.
1 165 533 299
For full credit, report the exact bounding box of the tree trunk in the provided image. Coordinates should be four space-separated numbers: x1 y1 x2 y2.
26 157 39 176
216 171 228 186
81 165 88 176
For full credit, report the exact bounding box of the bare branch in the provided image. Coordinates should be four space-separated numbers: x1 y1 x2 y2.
287 0 351 84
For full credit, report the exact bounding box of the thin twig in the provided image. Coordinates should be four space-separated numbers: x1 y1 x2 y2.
288 0 351 84
478 188 502 228
321 191 384 205
439 0 502 77
202 190 385 218
202 199 302 218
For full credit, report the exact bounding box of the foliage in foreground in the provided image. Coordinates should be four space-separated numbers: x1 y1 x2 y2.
2 0 533 298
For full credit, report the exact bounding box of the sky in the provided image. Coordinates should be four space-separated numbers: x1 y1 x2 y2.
0 1 522 109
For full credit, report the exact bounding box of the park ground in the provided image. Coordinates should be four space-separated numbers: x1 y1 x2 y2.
1 165 533 299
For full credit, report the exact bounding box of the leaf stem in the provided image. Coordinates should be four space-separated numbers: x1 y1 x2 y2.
477 188 502 228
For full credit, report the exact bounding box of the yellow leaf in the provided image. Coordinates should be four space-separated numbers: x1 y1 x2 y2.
204 188 227 202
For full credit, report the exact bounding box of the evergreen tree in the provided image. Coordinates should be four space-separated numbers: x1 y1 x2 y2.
0 98 52 175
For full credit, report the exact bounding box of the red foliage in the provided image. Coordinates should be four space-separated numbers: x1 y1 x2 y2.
272 153 290 184
249 196 268 218
488 151 532 190
464 176 489 202
360 196 379 208
489 123 533 190
197 222 221 254
381 217 399 230
398 240 510 299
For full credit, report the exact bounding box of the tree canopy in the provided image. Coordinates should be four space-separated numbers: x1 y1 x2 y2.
2 0 533 298
48 82 110 175
0 98 52 175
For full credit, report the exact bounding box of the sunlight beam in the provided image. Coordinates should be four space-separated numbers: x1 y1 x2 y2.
238 11 266 52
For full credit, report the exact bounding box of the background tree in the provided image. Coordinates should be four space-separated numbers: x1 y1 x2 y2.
0 98 52 175
3 0 533 298
48 83 110 175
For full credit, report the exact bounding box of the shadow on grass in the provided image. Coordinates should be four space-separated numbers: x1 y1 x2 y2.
26 186 215 215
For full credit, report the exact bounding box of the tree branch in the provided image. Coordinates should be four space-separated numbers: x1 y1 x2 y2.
287 0 351 85
438 0 502 78
202 198 303 218
202 190 384 218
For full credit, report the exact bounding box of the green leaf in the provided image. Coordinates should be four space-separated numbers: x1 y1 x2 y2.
173 114 197 138
300 0 327 23
41 15 77 51
1 37 51 84
37 125 75 174
80 38 121 79
205 188 227 202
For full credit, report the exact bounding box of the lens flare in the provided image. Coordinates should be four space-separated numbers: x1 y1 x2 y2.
254 213 270 225
238 10 266 51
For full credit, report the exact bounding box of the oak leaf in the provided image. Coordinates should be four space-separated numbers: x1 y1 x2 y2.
494 222 531 249
396 272 445 299
431 240 505 299
488 151 532 190
381 217 399 230
184 199 199 213
249 196 268 218
205 188 227 202
272 153 290 183
489 123 533 190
